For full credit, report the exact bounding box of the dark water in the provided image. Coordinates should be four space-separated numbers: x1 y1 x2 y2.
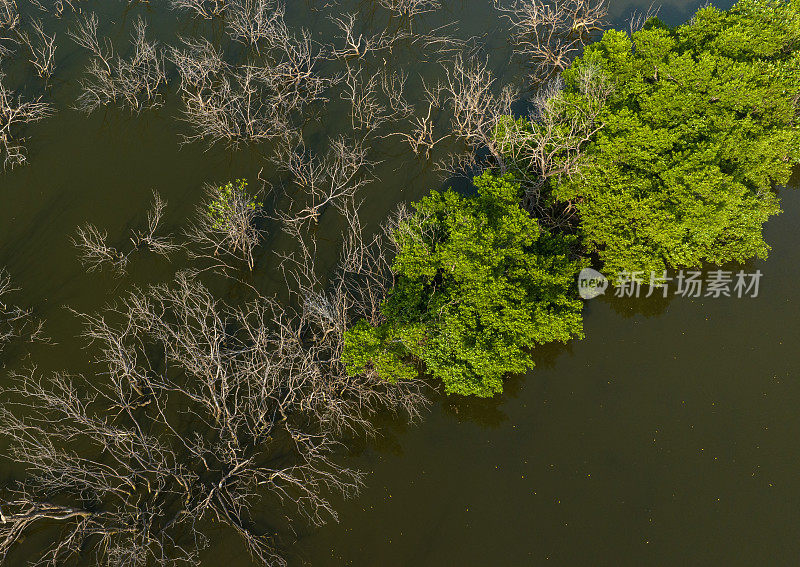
295 172 800 567
7 0 799 566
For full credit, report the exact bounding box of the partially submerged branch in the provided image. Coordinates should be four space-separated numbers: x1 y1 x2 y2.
340 65 412 133
16 19 57 84
433 54 516 176
70 14 167 114
73 191 179 275
329 12 407 59
0 258 426 565
185 179 264 272
379 0 441 21
172 33 331 146
0 269 46 357
169 0 228 19
0 73 53 169
273 136 374 234
499 0 608 83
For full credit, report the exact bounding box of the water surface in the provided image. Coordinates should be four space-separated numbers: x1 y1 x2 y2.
7 1 798 566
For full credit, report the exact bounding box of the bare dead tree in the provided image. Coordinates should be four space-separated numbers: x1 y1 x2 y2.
379 0 441 21
271 195 428 434
29 0 84 18
131 191 182 258
272 136 374 236
70 14 167 114
340 65 411 134
431 50 610 224
225 0 285 51
184 180 264 272
170 38 238 143
0 258 426 566
0 269 45 357
0 0 18 57
444 55 516 155
333 199 404 327
170 0 294 54
329 12 406 59
342 65 384 132
381 69 413 118
0 72 53 169
225 0 332 102
493 63 612 225
16 19 56 84
73 223 126 273
172 34 331 147
434 54 516 176
410 22 478 62
0 270 27 351
499 0 608 83
174 56 285 145
627 2 660 35
344 63 378 132
0 0 17 31
265 23 333 110
169 0 227 19
0 361 286 567
386 78 448 158
73 191 179 275
0 369 205 567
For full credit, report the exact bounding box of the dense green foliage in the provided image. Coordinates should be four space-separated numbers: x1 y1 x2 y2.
346 0 800 397
546 0 800 274
343 173 585 397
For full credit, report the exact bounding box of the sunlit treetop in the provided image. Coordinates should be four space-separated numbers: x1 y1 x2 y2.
551 0 800 275
343 173 586 397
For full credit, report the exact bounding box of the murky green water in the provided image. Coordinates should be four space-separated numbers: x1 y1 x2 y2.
296 186 800 567
7 0 800 565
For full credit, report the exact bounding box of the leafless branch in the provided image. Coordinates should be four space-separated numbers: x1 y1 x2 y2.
436 54 516 175
0 256 426 565
29 0 84 18
0 269 45 357
169 0 227 19
379 0 441 21
73 191 179 275
339 65 411 134
0 0 17 32
0 0 18 58
16 19 56 84
0 72 53 169
495 63 612 225
225 0 284 51
627 2 660 35
172 34 331 147
70 14 167 114
131 191 182 259
329 12 406 59
73 223 126 273
499 0 608 83
273 135 374 235
386 78 448 158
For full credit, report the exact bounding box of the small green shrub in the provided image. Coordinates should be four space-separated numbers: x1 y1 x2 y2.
207 179 262 231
